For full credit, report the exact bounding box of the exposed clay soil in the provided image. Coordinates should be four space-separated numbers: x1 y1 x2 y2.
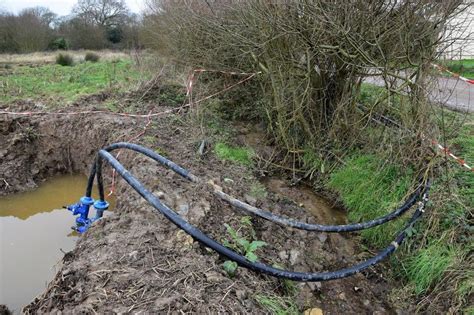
1 99 405 314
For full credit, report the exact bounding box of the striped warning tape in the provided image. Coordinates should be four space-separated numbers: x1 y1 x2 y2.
432 63 474 85
431 139 473 172
186 68 261 98
359 105 473 174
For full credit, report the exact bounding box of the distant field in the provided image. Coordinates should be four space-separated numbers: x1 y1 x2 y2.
0 50 130 65
0 55 147 105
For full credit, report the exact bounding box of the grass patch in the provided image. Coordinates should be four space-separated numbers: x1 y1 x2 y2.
441 59 474 79
1 59 144 104
249 182 268 199
214 142 253 166
328 154 412 247
254 295 299 315
406 242 457 294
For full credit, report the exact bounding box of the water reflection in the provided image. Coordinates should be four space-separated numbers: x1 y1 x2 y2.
0 174 115 313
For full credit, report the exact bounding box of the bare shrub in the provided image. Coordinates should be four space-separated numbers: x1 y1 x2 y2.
144 0 469 170
56 53 74 66
85 52 100 62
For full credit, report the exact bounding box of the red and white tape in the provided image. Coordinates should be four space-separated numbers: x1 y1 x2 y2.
431 139 473 172
186 68 261 99
432 63 474 85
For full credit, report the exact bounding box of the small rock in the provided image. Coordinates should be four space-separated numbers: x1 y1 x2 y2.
289 249 300 265
235 289 247 300
156 191 165 199
244 194 257 206
205 271 223 283
363 299 370 306
304 308 323 315
154 295 179 310
317 233 328 243
128 250 138 260
189 201 209 222
176 230 194 247
278 250 289 261
178 203 190 216
338 292 346 300
307 281 322 291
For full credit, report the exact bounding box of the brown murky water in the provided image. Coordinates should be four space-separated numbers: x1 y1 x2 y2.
263 178 347 225
0 174 115 313
237 123 348 225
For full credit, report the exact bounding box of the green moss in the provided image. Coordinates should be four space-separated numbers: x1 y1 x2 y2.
328 154 412 247
406 242 457 294
214 142 253 166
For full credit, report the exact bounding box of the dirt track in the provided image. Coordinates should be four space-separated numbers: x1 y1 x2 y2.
1 99 404 314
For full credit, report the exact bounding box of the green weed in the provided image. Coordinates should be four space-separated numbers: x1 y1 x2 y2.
215 142 254 166
223 260 238 277
223 223 266 262
406 242 457 294
302 149 327 178
254 295 299 315
222 218 266 276
249 182 267 199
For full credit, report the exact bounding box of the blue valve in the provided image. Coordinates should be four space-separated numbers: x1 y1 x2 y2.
66 196 108 233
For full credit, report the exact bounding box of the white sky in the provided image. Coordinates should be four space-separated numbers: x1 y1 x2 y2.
0 0 146 16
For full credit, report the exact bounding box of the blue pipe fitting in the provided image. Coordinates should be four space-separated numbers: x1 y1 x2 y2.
93 200 109 220
67 196 94 226
65 197 110 233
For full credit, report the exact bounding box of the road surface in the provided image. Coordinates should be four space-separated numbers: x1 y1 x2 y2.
365 76 473 113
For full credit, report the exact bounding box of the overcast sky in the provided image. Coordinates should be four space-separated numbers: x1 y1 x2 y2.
0 0 146 16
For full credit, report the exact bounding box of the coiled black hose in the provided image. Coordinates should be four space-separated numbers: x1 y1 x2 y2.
86 142 425 233
84 142 431 281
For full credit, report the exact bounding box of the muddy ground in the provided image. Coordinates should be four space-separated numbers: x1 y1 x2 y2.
1 98 405 314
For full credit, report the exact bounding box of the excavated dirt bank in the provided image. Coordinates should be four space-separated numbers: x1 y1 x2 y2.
1 104 403 314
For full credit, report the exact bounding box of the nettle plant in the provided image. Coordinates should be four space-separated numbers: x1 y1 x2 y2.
222 216 266 277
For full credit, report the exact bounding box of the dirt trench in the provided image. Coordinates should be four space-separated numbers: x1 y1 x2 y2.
1 107 402 314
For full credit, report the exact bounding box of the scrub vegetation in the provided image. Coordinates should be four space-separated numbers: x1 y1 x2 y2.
143 0 472 312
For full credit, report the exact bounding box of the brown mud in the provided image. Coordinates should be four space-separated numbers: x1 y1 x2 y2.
1 99 404 314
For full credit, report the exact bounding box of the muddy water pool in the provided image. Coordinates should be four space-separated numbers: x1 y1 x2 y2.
263 178 347 225
0 174 114 313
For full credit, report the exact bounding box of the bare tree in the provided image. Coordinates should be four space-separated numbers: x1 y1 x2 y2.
21 7 58 27
73 0 129 27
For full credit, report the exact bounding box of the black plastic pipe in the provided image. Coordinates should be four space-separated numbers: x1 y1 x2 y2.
86 142 425 233
88 146 431 281
212 184 422 232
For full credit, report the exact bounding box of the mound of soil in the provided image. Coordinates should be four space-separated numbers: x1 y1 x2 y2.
2 103 401 314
